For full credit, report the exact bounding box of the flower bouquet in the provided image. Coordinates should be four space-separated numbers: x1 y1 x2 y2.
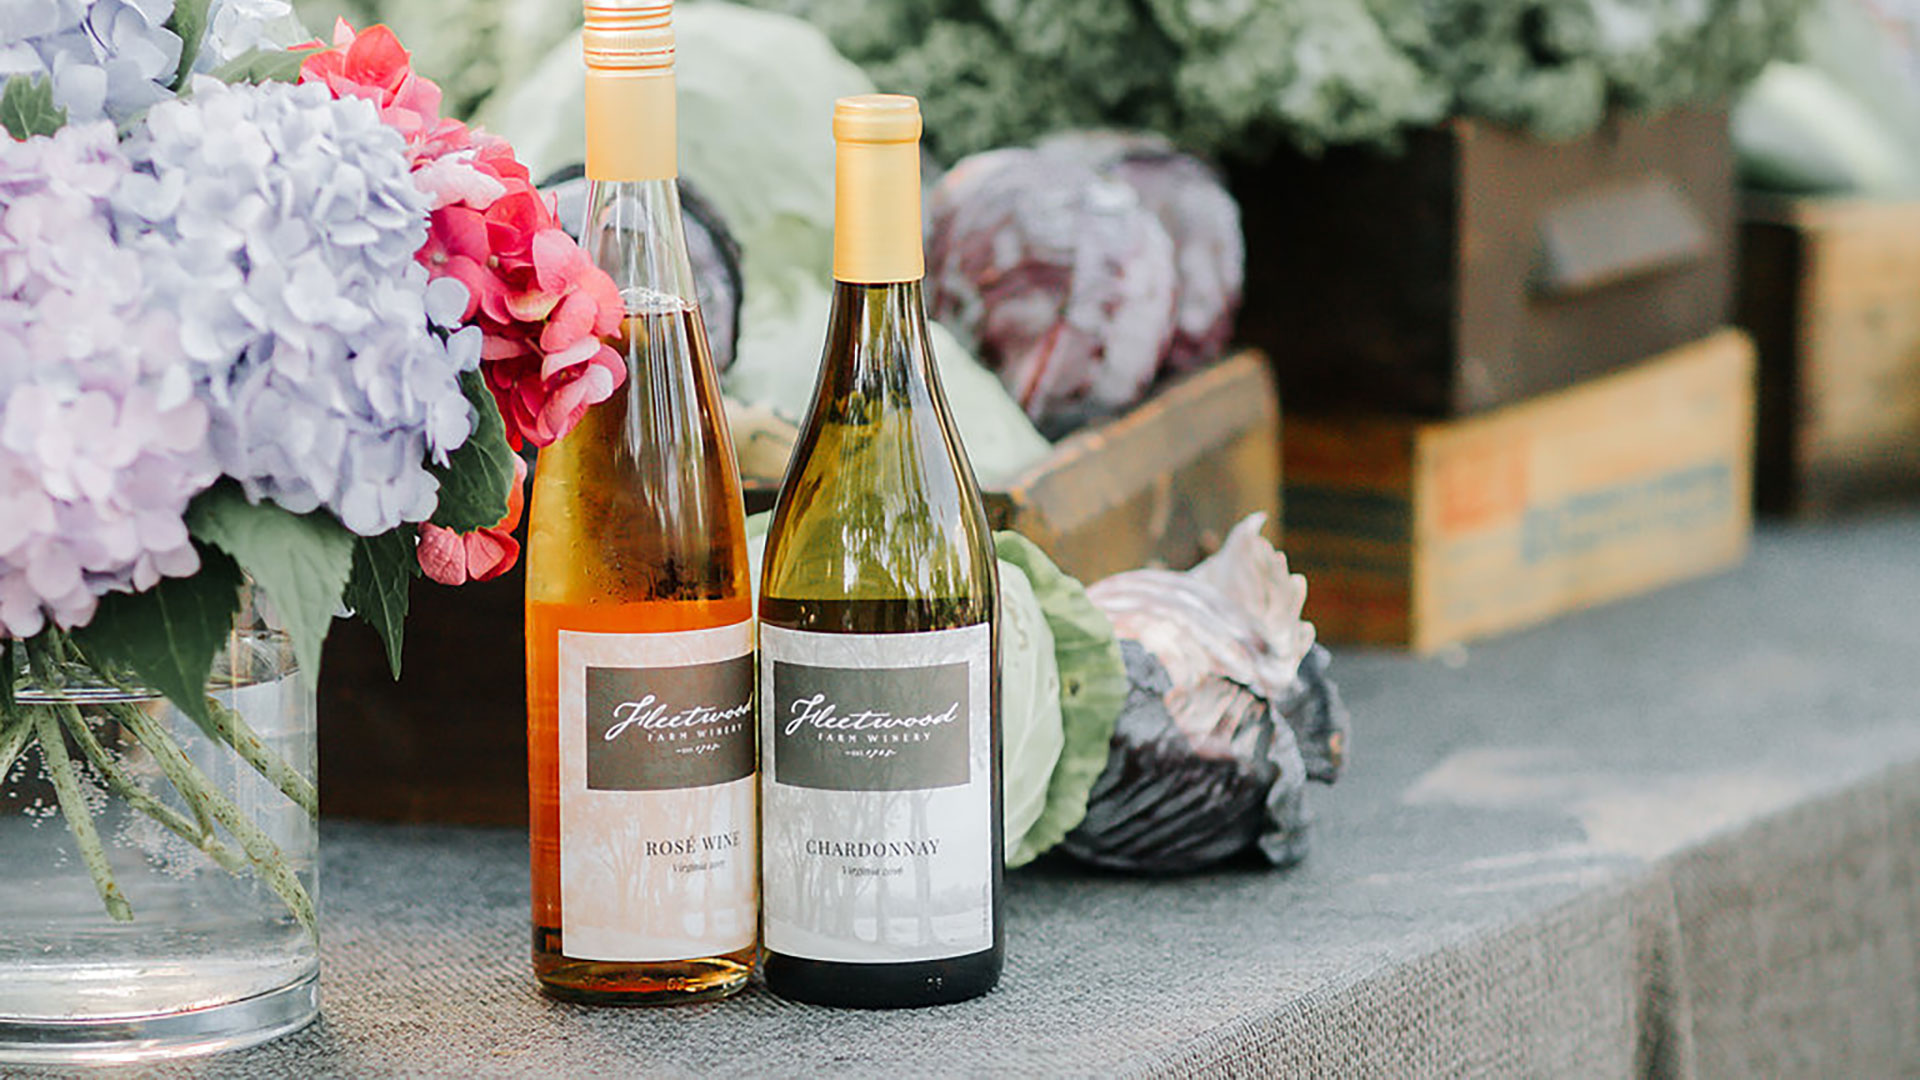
0 2 619 1058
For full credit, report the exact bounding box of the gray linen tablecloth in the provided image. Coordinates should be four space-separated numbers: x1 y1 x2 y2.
118 512 1920 1077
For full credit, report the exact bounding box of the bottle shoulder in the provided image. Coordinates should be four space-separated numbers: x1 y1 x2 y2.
760 280 996 607
760 412 996 609
526 377 750 607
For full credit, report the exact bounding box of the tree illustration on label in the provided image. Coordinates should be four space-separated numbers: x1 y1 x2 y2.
572 782 752 950
764 647 991 959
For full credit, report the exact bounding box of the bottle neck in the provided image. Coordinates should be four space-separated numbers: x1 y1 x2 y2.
582 176 698 311
585 67 676 182
833 138 923 285
820 280 938 401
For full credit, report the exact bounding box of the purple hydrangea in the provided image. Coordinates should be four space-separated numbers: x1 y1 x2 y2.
0 0 183 125
198 0 299 74
0 122 219 638
0 0 298 127
116 78 480 537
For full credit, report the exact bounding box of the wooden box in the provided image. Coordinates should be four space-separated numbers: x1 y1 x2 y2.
1284 329 1754 652
1231 108 1735 418
320 352 1281 824
1737 196 1920 516
982 349 1280 582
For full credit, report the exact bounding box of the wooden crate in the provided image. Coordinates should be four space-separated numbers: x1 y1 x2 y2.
1232 108 1734 418
320 352 1280 824
1737 196 1920 516
1285 330 1754 652
983 350 1280 582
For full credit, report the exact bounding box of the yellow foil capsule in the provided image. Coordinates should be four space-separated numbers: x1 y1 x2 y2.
583 0 675 180
832 94 925 285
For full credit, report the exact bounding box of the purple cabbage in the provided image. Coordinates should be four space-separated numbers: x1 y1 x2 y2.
925 147 1174 438
1042 132 1244 375
924 134 1245 437
1065 516 1348 873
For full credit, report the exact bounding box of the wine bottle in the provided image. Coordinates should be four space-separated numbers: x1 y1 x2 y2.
758 94 1004 1008
523 0 755 1005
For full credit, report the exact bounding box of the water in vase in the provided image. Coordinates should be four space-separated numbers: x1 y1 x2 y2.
0 627 318 1062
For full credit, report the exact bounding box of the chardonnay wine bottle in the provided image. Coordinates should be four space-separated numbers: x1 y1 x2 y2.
758 94 1004 1008
523 0 755 1005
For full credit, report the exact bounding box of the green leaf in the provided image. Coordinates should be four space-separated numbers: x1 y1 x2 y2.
209 47 310 86
345 530 419 680
74 547 245 731
186 483 355 682
166 0 214 92
429 370 517 532
0 638 13 712
1 75 67 140
994 532 1129 867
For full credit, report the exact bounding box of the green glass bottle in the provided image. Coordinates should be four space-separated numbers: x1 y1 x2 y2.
757 94 1004 1008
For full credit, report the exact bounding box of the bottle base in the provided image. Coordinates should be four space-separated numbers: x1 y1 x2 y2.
533 931 754 1006
762 948 1002 1009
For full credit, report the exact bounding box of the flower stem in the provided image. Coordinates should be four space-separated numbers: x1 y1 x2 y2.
0 711 31 784
104 701 218 840
203 693 319 819
58 705 249 877
115 704 317 937
87 664 319 822
32 709 134 923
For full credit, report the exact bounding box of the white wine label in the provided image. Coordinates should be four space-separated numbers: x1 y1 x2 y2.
558 622 757 962
760 622 994 964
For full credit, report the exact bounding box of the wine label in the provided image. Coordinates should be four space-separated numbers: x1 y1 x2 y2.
558 622 756 962
760 622 994 964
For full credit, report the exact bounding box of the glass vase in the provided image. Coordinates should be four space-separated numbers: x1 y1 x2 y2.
0 586 319 1064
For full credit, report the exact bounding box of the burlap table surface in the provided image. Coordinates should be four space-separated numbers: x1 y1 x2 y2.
52 512 1920 1078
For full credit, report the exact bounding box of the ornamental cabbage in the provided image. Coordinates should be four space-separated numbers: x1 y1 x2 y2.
1731 0 1920 197
996 551 1065 862
733 0 1800 160
926 134 1246 436
925 148 1174 437
996 532 1129 868
1068 515 1350 873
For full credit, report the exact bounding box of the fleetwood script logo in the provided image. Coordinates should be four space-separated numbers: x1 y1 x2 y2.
772 660 970 792
586 656 754 791
609 698 754 742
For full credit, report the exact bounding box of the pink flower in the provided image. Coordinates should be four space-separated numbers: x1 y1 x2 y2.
300 21 469 161
454 181 625 449
417 454 526 585
299 22 627 452
411 155 506 212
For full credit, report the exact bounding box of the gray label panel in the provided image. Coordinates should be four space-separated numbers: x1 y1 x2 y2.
771 660 970 791
586 656 754 791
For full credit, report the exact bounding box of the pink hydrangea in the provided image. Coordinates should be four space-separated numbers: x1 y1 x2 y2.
450 168 625 450
415 455 526 586
299 21 626 451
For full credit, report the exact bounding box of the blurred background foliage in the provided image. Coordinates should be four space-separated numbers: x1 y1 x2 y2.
291 0 1807 163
